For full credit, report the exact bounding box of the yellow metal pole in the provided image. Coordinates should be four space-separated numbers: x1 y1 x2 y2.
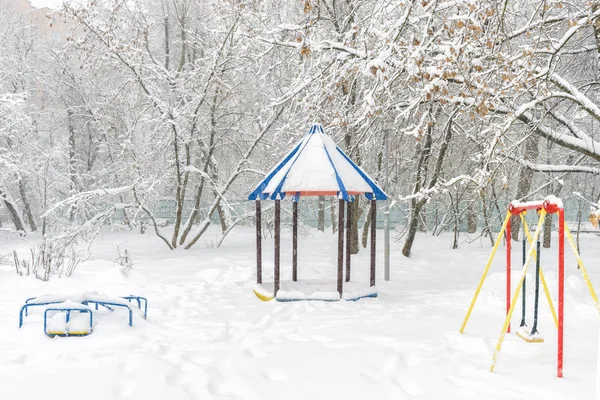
490 211 546 372
564 225 600 315
460 212 511 334
521 216 559 330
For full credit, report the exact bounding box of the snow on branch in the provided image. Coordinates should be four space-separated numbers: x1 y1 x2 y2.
397 175 477 202
550 72 600 123
515 111 600 162
44 186 133 217
505 155 600 175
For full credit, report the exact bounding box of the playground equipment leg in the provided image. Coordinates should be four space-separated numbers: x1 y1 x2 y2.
293 200 298 282
256 200 262 285
558 208 564 377
460 212 511 334
345 200 351 282
521 216 558 330
490 210 546 372
370 199 376 288
531 241 541 336
506 216 511 333
337 199 344 296
274 199 280 296
519 235 526 329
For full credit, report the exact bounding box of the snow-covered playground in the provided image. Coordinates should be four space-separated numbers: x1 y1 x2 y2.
1 225 598 400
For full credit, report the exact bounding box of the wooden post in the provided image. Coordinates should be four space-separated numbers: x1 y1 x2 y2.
345 200 352 282
292 200 298 282
337 199 345 296
370 200 376 287
274 199 281 296
256 200 262 284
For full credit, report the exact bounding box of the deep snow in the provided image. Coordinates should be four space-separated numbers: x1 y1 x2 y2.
1 225 599 399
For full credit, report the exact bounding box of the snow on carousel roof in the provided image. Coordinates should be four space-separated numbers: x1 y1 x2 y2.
248 123 388 201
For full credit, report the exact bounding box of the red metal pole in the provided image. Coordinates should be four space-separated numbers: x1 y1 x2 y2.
558 208 565 378
506 216 511 333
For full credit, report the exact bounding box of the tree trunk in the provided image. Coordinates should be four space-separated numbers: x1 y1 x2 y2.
593 1 600 55
361 203 371 248
212 196 228 233
467 199 477 234
318 195 325 232
511 134 540 240
18 177 37 232
402 106 453 257
350 198 361 254
542 212 553 248
452 209 460 249
0 188 25 233
543 179 563 248
402 199 425 257
67 109 77 194
210 162 228 233
418 206 427 232
330 197 337 234
480 190 495 246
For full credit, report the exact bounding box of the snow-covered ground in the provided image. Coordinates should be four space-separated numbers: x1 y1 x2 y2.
1 226 599 399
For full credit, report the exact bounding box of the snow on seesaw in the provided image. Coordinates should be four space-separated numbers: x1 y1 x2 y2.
0 227 598 400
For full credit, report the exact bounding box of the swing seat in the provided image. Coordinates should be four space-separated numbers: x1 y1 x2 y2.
516 326 544 343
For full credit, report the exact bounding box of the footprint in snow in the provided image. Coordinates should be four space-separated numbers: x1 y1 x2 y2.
120 356 140 373
165 369 189 386
8 354 27 365
113 380 137 397
309 334 333 343
263 369 287 382
392 376 424 397
183 353 215 366
243 346 266 359
319 342 354 349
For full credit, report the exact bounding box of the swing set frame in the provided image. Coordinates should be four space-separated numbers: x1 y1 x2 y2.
459 197 600 378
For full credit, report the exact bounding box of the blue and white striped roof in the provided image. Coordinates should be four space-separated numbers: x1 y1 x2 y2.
248 124 388 201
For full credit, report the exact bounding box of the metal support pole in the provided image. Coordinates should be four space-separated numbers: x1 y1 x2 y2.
256 200 262 284
506 216 511 333
370 199 377 287
292 200 298 282
274 199 281 296
384 129 390 281
460 212 511 333
520 233 526 328
337 199 345 296
558 208 565 378
345 200 352 282
531 241 541 335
